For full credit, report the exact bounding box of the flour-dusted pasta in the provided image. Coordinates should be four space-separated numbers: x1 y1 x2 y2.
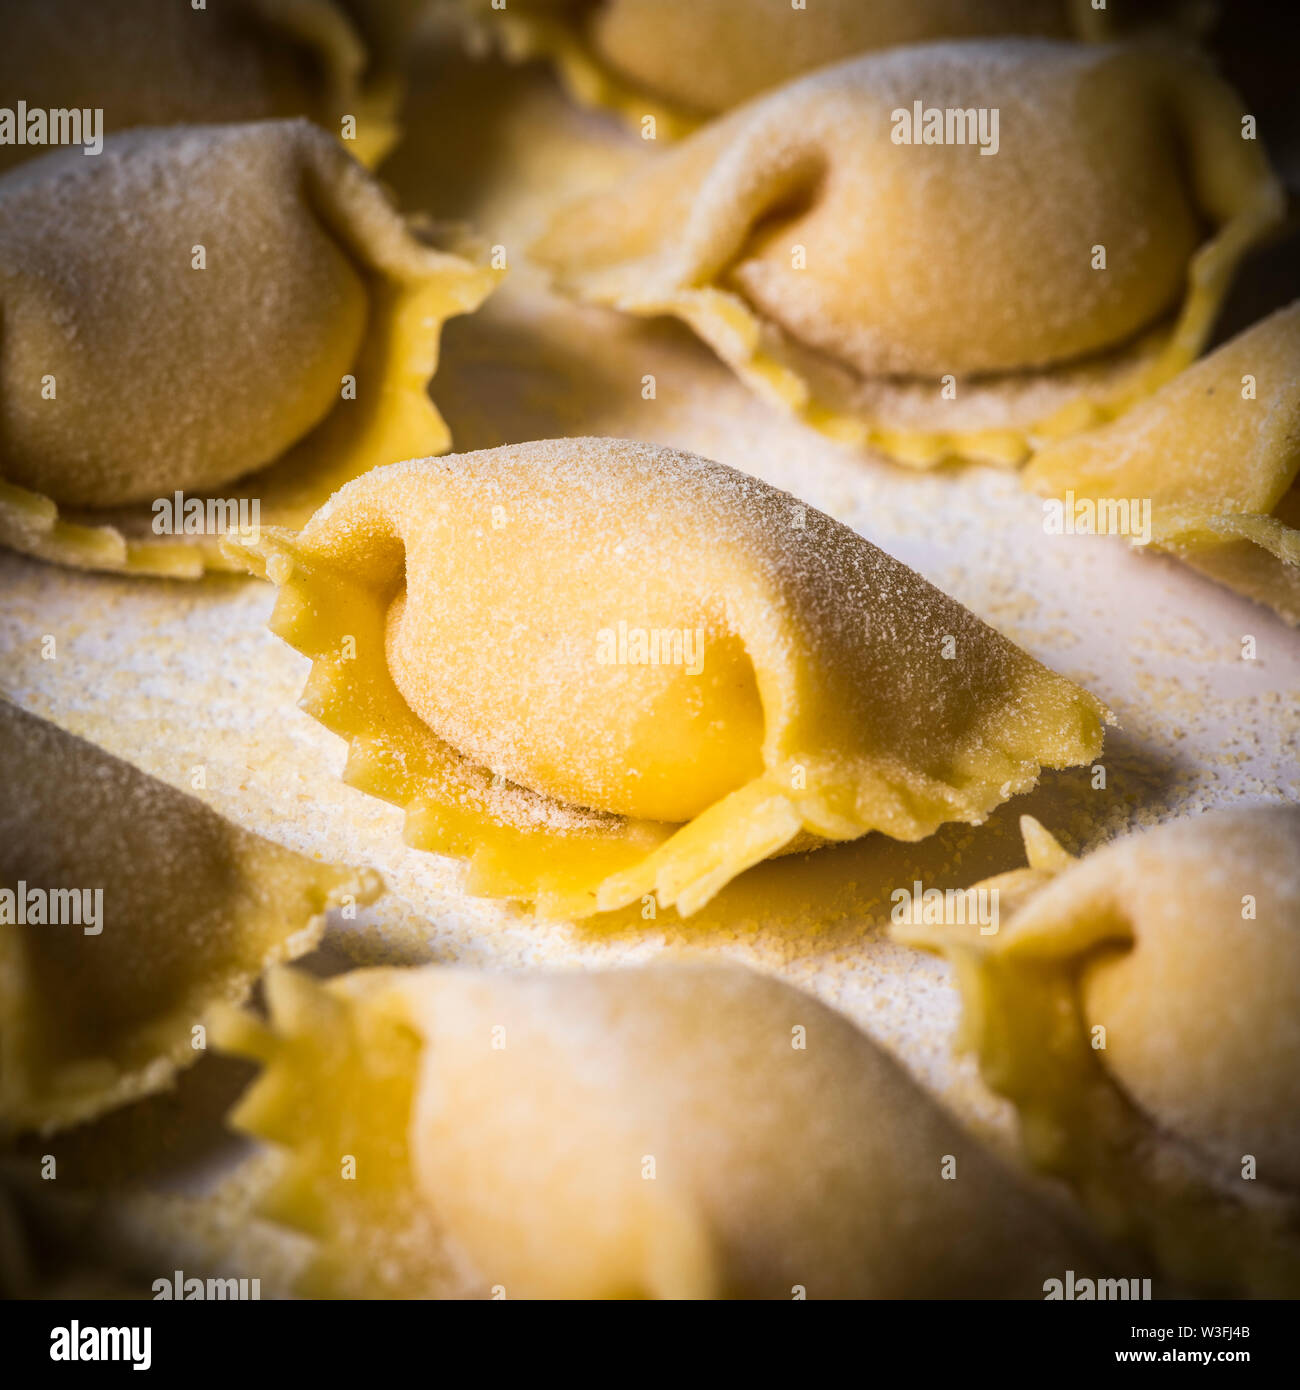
226 437 1108 919
0 0 399 171
533 41 1282 466
214 959 1115 1298
0 119 498 577
451 0 1099 135
1025 300 1300 625
0 699 379 1136
895 808 1300 1296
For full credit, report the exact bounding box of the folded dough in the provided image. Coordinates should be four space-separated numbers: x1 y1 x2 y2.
213 959 1113 1298
0 119 497 578
895 808 1300 1295
227 437 1107 918
0 0 399 171
452 0 1095 134
0 698 379 1136
533 40 1282 465
1024 300 1300 625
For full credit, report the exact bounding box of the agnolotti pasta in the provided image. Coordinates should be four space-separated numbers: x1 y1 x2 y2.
0 0 399 171
213 959 1113 1298
0 119 497 578
0 698 379 1136
533 40 1283 466
227 437 1107 919
452 0 1098 135
895 808 1300 1296
1024 300 1300 625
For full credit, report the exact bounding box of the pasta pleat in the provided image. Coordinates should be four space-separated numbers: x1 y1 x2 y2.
1024 299 1300 625
0 119 498 578
533 40 1282 466
895 808 1300 1296
226 437 1108 918
213 959 1115 1298
0 699 380 1136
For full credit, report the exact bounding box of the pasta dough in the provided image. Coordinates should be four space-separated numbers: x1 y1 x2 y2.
0 698 379 1136
0 119 497 577
213 959 1113 1298
452 0 1092 134
226 437 1108 919
0 0 399 171
1024 300 1300 625
895 808 1300 1296
533 40 1283 465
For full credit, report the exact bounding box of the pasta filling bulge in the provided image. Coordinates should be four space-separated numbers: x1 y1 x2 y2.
213 961 1115 1298
532 40 1283 466
227 437 1108 919
895 809 1300 1296
0 120 498 577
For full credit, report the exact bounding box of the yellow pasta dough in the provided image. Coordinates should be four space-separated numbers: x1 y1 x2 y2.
533 40 1282 465
0 0 399 171
227 437 1107 919
0 698 379 1136
213 959 1115 1298
896 808 1300 1295
1024 300 1300 625
0 118 497 578
451 0 1101 134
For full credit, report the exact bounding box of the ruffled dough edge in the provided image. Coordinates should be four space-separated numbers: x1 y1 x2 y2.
530 37 1285 469
1022 298 1300 625
447 1 1136 143
225 512 1107 920
0 213 499 579
250 0 403 165
893 815 1300 1296
449 2 705 139
211 964 726 1298
1151 508 1300 626
1 790 383 1139
1026 480 1300 625
210 965 458 1299
547 181 1284 468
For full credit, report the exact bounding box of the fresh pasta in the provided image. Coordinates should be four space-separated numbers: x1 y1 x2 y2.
0 119 497 577
214 959 1113 1297
1024 300 1300 625
226 437 1108 919
532 40 1282 465
0 698 379 1136
0 0 399 171
451 0 1099 134
896 808 1300 1296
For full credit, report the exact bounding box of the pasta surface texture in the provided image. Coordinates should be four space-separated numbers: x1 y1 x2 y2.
452 0 1093 134
0 0 399 171
896 808 1300 1295
533 40 1282 465
228 437 1108 918
0 119 497 577
1024 300 1300 625
214 959 1110 1298
0 699 378 1136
